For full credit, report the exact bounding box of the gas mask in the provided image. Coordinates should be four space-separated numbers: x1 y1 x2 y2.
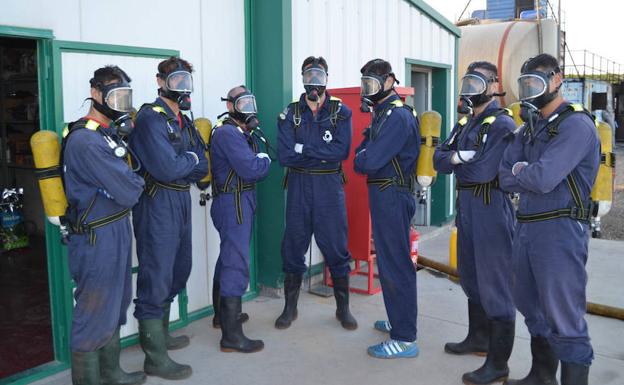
302 65 328 102
517 68 561 129
360 72 397 112
158 62 193 111
518 69 561 110
221 88 259 130
457 71 501 115
91 80 134 137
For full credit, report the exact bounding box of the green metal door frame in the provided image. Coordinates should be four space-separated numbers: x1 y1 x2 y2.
405 54 457 226
245 0 293 289
0 25 68 385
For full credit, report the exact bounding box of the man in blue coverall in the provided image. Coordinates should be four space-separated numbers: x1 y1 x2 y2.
275 56 357 331
211 86 271 353
130 57 208 380
500 54 600 385
354 59 420 359
434 61 516 385
63 66 146 385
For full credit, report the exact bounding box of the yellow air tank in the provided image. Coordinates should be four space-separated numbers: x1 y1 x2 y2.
591 121 614 218
30 130 68 226
416 110 442 187
195 117 213 189
507 102 524 128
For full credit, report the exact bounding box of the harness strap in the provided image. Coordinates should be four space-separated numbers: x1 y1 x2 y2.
456 177 500 205
35 165 62 180
516 104 595 223
144 173 191 198
282 166 346 189
73 208 131 245
366 177 414 192
516 204 594 223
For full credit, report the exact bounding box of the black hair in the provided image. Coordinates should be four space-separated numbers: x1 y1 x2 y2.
360 58 393 77
521 54 561 74
467 61 498 80
301 56 328 73
157 56 193 77
227 85 249 100
89 65 131 88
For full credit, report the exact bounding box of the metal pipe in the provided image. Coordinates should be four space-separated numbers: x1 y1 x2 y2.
535 0 543 54
417 256 624 321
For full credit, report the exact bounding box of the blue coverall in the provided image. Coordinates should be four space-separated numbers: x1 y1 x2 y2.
278 92 353 279
433 101 516 321
130 97 208 320
210 120 270 297
354 94 420 342
64 117 145 352
499 102 600 365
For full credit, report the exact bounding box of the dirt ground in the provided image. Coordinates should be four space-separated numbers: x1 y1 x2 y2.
599 142 623 240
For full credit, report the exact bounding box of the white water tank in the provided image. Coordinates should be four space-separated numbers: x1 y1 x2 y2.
459 19 560 106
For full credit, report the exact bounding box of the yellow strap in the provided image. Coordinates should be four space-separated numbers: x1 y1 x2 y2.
151 106 167 115
329 96 342 102
570 103 584 112
85 119 100 131
390 100 404 108
62 125 70 138
458 116 468 126
504 108 513 117
482 116 497 125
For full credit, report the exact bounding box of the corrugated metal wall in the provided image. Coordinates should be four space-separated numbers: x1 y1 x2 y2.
291 0 457 265
291 0 455 95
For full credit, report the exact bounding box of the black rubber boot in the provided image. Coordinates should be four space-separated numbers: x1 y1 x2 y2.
445 300 490 356
462 319 515 385
275 273 302 329
100 328 146 385
162 303 190 350
212 280 249 329
139 319 192 380
504 336 558 385
220 296 264 353
71 351 100 385
560 362 589 385
332 275 358 330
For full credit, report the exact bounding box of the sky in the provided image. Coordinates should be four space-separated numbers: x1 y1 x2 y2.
431 0 623 71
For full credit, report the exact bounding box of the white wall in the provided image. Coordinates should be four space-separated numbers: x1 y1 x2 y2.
291 0 457 265
0 0 246 335
291 0 455 94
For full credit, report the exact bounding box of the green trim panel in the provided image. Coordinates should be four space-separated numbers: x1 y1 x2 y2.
405 58 452 69
0 25 54 39
51 40 177 58
0 362 68 385
248 0 293 289
404 0 461 37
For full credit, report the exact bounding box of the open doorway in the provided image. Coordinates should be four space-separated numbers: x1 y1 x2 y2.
0 36 53 379
410 67 432 226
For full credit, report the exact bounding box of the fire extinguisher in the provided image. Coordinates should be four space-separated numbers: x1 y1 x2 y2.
409 227 419 265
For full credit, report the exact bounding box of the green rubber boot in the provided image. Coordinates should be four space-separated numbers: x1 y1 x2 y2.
71 351 100 385
100 328 146 385
139 319 192 380
163 303 190 350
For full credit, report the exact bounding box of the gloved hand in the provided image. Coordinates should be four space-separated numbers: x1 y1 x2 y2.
186 151 199 165
294 143 303 154
256 152 271 162
451 150 476 165
512 161 529 176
